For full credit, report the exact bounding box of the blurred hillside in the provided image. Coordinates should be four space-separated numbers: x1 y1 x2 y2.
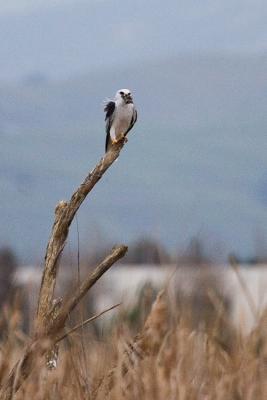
0 54 267 261
0 0 267 81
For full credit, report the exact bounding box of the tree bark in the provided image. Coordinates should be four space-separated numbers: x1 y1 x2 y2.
36 140 125 330
0 140 128 400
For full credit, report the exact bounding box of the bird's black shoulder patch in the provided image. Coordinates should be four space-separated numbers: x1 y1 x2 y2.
104 101 115 152
104 101 115 120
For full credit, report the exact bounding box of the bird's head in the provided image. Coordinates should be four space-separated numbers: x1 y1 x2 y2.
115 89 133 105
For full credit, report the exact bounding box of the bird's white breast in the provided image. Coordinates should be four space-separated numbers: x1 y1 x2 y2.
110 103 134 141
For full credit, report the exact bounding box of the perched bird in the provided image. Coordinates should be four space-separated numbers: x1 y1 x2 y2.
104 89 137 152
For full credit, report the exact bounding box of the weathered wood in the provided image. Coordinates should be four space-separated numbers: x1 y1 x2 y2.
36 140 125 329
0 139 128 400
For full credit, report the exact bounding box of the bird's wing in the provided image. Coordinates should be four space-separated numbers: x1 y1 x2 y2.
104 101 116 152
125 108 138 135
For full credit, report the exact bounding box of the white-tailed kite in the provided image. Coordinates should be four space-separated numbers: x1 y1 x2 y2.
104 89 137 152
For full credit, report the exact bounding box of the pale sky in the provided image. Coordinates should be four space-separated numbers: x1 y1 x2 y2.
0 0 90 15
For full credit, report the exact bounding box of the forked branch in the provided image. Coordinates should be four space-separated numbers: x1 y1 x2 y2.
36 140 126 329
0 140 128 400
47 244 127 336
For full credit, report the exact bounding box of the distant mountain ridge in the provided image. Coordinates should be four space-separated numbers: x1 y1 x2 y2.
1 0 267 81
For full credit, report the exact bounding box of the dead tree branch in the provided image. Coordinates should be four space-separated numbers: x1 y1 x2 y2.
0 140 129 399
47 244 127 336
36 140 126 329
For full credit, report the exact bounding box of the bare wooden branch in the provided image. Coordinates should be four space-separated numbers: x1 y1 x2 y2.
36 140 126 329
0 122 131 400
0 137 129 399
45 244 127 336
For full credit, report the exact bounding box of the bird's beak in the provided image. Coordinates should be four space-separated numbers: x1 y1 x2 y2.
125 94 133 104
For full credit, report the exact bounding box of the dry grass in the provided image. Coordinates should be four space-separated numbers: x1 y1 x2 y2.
0 289 267 400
